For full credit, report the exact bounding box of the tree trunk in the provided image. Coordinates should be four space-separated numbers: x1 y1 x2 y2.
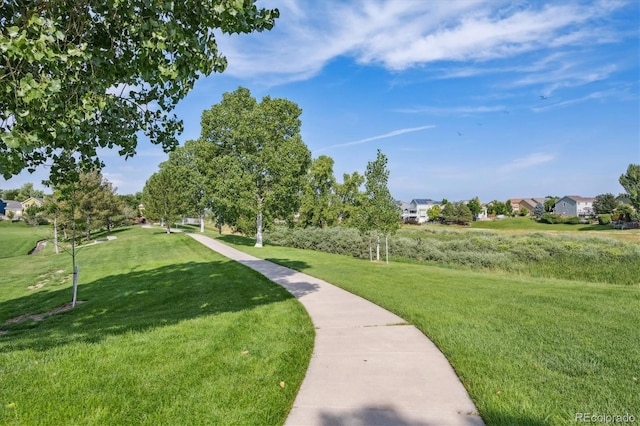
166 223 171 234
385 235 389 264
53 216 59 254
217 213 222 235
369 236 372 261
255 210 263 247
376 234 380 262
200 212 205 233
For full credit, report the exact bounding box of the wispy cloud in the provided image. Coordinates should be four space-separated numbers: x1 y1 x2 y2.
532 88 636 112
497 153 556 175
215 0 630 88
315 125 435 153
394 105 505 116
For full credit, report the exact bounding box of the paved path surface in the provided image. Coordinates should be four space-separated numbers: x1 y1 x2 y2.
187 233 484 426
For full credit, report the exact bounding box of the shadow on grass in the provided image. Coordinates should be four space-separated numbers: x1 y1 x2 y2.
0 260 295 353
218 234 256 247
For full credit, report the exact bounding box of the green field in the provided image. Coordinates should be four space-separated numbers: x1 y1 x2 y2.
218 231 640 426
0 221 47 259
0 226 314 425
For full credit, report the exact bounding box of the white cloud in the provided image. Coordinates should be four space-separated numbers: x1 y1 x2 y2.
215 0 629 86
314 125 435 153
497 153 556 175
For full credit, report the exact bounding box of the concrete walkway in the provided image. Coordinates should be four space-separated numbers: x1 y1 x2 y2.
187 233 484 426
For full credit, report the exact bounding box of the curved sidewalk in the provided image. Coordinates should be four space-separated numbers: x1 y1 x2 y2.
187 233 484 426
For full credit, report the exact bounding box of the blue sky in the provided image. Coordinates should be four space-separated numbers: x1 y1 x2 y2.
2 0 639 203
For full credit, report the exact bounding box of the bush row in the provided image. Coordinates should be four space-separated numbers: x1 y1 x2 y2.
264 226 640 285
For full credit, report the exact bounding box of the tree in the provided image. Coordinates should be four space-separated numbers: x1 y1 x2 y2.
619 164 640 211
199 87 311 247
504 199 514 216
467 197 482 220
299 155 338 228
544 196 559 213
1 2 279 184
335 172 365 226
142 164 193 233
533 202 545 219
356 150 400 263
593 193 619 215
441 202 473 225
487 200 506 216
1 183 44 201
427 204 441 222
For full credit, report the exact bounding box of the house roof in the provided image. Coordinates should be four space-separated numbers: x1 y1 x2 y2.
4 200 22 210
22 197 44 204
561 195 595 202
411 198 439 205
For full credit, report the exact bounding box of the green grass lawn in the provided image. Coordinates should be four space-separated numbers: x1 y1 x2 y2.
0 226 314 425
217 233 640 426
0 221 48 259
468 217 640 239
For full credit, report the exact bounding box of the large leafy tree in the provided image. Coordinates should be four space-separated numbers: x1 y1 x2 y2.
142 163 193 233
619 164 640 212
441 202 473 225
199 87 311 247
1 182 44 200
299 155 338 228
0 1 278 184
335 171 364 226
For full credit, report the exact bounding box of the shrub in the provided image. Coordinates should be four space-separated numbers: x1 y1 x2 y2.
563 216 581 225
539 213 560 224
597 214 612 225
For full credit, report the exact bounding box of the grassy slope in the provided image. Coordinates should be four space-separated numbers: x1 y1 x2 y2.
219 234 640 426
0 221 48 259
468 217 640 242
0 226 314 425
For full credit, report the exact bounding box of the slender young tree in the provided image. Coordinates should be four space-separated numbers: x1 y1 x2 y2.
356 150 400 263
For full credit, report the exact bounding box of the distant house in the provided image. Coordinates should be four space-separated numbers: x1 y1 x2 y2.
1 200 22 219
405 199 441 223
509 197 547 215
554 196 595 217
21 197 44 211
399 201 412 222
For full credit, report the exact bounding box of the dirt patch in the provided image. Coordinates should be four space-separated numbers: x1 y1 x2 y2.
27 270 72 290
5 301 84 324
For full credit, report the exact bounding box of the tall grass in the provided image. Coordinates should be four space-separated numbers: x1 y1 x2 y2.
265 226 640 285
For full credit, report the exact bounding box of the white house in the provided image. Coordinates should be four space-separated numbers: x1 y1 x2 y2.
405 199 441 223
554 195 595 217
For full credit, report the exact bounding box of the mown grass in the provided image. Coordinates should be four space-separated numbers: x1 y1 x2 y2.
0 221 47 259
217 234 640 426
0 226 314 425
468 217 614 231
